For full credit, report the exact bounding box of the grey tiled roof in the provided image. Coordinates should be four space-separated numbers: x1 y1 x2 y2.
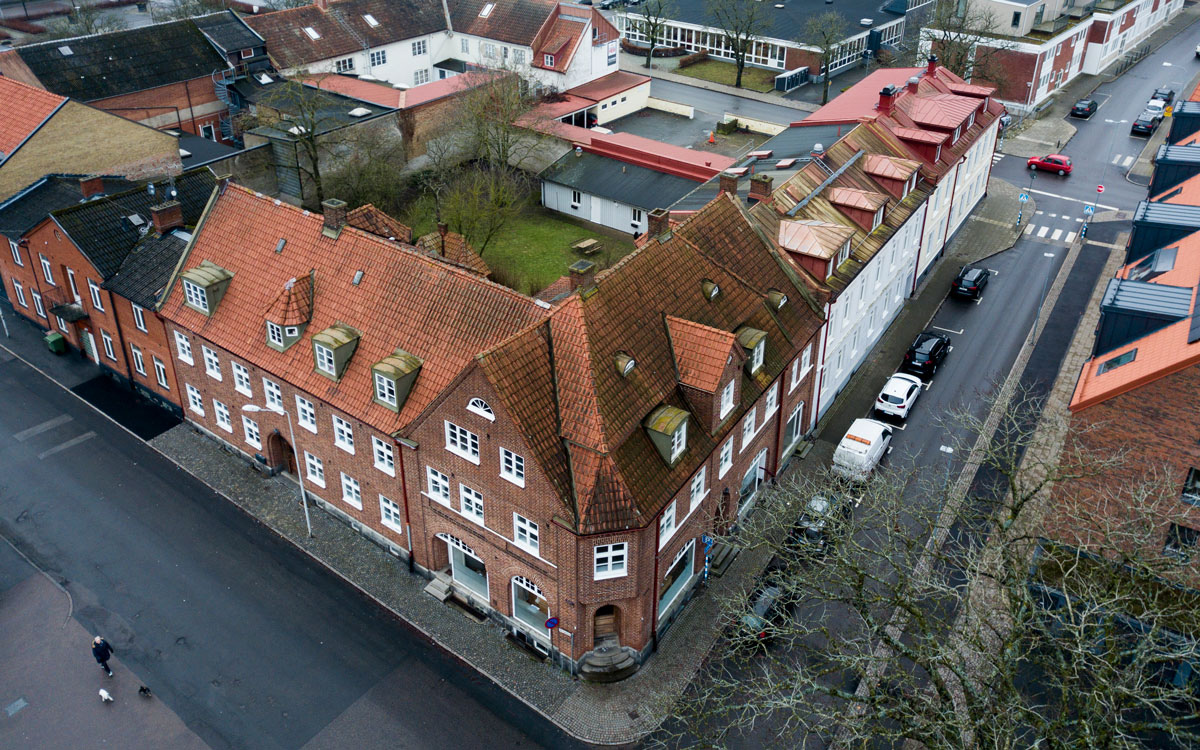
541 151 700 213
193 10 263 54
0 174 133 239
103 231 190 308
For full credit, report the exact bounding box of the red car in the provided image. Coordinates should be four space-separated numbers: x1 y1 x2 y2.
1027 154 1072 175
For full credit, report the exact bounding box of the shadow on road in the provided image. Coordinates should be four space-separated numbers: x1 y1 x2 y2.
70 375 179 440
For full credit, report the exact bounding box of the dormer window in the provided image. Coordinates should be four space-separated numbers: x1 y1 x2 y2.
952 126 961 143
544 54 555 67
315 343 336 375
701 279 720 301
904 172 917 198
719 379 736 419
311 324 360 381
935 144 942 162
735 326 767 375
179 261 233 317
644 405 690 466
967 112 975 129
872 206 884 230
182 279 208 312
266 321 284 347
372 348 423 412
615 351 636 377
837 240 851 267
767 290 787 309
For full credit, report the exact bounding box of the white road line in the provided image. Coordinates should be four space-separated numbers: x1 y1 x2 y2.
1024 224 1034 235
1044 252 1056 258
13 414 73 442
1035 210 1045 215
1061 216 1072 221
931 325 963 335
1075 217 1084 222
1048 213 1057 218
37 431 96 460
1065 231 1077 243
1025 188 1119 211
1111 154 1121 164
1050 229 1063 241
1037 226 1049 238
1121 155 1134 168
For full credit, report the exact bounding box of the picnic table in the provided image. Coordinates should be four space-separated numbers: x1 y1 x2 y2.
572 238 601 255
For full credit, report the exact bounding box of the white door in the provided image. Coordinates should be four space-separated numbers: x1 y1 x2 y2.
83 332 98 363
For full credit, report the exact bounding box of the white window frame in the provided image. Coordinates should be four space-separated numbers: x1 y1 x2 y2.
670 420 687 461
263 378 283 410
332 415 355 454
131 303 147 332
174 330 193 364
266 321 284 347
719 438 734 478
513 513 539 555
186 383 204 415
372 435 395 476
296 395 316 432
242 415 261 449
335 56 355 73
571 189 582 208
741 408 756 451
11 280 26 307
460 37 470 53
31 291 45 318
214 399 232 432
202 346 221 380
182 279 208 312
459 483 484 524
764 382 779 418
314 343 336 376
466 397 495 420
380 495 403 532
412 39 427 55
594 542 628 580
750 340 765 373
414 69 430 85
305 452 325 487
39 254 54 285
543 53 554 66
340 472 363 509
690 466 708 512
87 279 104 311
9 239 22 267
426 466 451 505
444 421 480 464
101 330 115 360
369 49 386 67
232 362 252 397
56 315 67 333
719 380 735 419
659 500 677 549
153 357 169 388
374 371 397 406
500 447 525 487
130 344 146 375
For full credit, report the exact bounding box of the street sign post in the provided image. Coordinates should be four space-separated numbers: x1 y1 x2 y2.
1084 205 1095 216
545 617 559 629
1097 185 1105 194
1019 192 1029 203
702 534 714 582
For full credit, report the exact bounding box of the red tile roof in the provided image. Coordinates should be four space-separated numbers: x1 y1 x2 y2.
303 71 495 110
0 77 66 162
160 184 545 434
1154 172 1200 205
666 316 737 393
415 228 490 277
451 0 558 46
346 203 412 243
533 14 584 73
564 70 649 103
264 272 314 326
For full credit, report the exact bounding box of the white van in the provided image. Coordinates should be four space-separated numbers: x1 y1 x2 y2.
832 418 893 481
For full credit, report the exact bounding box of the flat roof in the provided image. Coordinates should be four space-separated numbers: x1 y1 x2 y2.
177 133 240 169
1100 278 1193 318
647 0 904 45
541 151 700 211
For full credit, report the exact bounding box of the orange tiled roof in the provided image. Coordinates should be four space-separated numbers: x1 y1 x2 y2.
264 272 314 326
666 316 737 393
1154 172 1200 205
0 76 66 162
415 228 490 277
346 203 412 243
160 184 545 435
828 186 888 212
533 15 584 73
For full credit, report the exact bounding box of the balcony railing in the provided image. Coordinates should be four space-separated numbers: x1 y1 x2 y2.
1032 15 1071 34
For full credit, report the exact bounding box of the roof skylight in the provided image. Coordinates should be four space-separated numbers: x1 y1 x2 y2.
348 107 372 117
58 45 73 56
480 2 495 17
363 13 379 26
303 26 321 40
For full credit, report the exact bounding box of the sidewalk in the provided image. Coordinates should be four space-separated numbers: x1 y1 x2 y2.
0 179 1028 746
1001 3 1200 159
619 51 819 113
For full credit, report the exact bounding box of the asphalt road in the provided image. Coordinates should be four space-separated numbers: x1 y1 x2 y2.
647 78 807 127
0 353 575 750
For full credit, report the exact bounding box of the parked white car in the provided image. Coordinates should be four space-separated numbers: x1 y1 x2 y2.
874 372 923 420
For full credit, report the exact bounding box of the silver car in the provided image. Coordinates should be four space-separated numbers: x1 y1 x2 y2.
874 372 923 420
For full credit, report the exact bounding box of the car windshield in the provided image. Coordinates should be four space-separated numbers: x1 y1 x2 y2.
882 392 905 404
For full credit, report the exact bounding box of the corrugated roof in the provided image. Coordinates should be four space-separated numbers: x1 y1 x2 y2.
1101 278 1193 317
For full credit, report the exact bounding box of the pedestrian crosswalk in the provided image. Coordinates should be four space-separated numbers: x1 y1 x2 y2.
1020 210 1081 244
1110 153 1136 169
991 152 1005 166
1023 224 1077 244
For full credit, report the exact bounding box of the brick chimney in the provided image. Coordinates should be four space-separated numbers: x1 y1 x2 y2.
315 0 329 9
80 175 105 199
748 174 773 203
437 221 448 256
321 198 347 239
648 208 670 237
150 200 183 234
907 76 920 94
568 259 596 290
927 54 939 77
216 173 233 194
719 171 739 196
878 84 899 115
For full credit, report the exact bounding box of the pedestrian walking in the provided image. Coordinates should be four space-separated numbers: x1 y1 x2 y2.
92 636 114 677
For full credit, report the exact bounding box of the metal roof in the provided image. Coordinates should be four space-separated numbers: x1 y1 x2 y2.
1157 144 1200 164
1100 278 1193 318
1135 200 1200 226
541 151 700 211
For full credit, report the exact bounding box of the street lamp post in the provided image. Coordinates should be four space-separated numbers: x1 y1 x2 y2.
242 403 312 538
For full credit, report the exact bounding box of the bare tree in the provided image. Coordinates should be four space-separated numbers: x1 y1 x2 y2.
656 388 1200 748
43 4 126 38
626 0 676 70
323 120 410 217
705 0 771 89
456 70 547 172
149 0 223 22
441 167 526 256
922 0 1017 90
801 12 847 105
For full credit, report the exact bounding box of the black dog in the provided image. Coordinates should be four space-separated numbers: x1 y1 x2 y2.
138 686 153 698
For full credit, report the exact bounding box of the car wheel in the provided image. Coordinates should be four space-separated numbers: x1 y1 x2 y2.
1029 164 1037 171
1057 169 1066 176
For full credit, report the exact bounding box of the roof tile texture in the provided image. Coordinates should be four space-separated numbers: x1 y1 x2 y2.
0 77 65 160
666 315 736 393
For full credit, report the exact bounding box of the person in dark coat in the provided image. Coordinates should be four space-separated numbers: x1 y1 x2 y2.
92 636 114 677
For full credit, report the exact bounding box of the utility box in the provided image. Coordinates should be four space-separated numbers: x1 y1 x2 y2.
44 332 67 355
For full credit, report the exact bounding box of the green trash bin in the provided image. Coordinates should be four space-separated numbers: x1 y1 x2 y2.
44 332 67 355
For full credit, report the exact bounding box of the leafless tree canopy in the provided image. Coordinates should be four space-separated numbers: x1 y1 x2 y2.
922 0 1017 90
801 12 848 105
628 0 677 70
656 388 1200 748
705 0 772 88
42 4 127 39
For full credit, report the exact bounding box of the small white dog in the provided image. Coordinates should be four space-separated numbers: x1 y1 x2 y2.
98 688 113 703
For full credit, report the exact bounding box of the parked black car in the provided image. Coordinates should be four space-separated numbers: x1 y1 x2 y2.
735 585 789 648
789 493 854 553
901 330 950 377
1131 112 1160 136
950 265 991 299
1069 99 1097 118
1152 87 1176 106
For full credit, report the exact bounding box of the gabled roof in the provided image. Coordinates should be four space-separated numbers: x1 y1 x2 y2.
10 17 230 101
540 150 702 212
777 219 855 259
0 174 133 239
0 77 66 162
102 230 191 309
302 70 494 109
193 9 263 53
346 203 412 243
862 153 921 181
532 10 585 73
246 0 447 70
478 192 825 534
666 316 737 393
451 0 558 46
159 183 544 435
52 169 216 279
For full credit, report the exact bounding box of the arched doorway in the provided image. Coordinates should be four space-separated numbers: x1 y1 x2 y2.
594 604 619 648
267 431 296 474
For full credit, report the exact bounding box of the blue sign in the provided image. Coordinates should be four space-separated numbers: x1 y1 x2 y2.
1083 204 1095 216
1018 192 1029 203
545 617 559 629
701 534 714 549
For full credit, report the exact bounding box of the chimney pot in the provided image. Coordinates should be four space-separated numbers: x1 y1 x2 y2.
878 84 899 114
748 174 773 203
648 207 670 238
810 143 825 160
718 172 739 196
321 198 347 238
907 76 920 94
437 221 448 237
568 259 596 291
79 175 105 199
150 200 184 234
927 54 938 76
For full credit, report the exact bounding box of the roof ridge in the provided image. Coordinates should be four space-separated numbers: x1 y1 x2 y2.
52 167 210 219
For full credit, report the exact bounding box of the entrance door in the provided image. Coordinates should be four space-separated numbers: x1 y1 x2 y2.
270 432 297 474
82 331 98 363
739 448 768 517
448 545 488 599
594 604 619 648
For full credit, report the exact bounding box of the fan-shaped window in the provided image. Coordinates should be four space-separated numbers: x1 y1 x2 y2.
467 398 495 420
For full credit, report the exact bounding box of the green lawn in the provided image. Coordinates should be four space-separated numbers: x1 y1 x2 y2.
675 59 778 93
405 200 637 295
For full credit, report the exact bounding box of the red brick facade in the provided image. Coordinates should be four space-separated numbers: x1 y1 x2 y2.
91 77 230 144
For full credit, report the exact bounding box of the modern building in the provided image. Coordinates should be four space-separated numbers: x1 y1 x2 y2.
921 0 1184 113
246 0 621 92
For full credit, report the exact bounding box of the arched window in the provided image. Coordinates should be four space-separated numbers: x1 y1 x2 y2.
436 532 477 558
467 398 495 420
512 575 544 597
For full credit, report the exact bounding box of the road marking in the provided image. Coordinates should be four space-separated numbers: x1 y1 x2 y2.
1044 252 1056 257
1121 155 1134 168
5 698 27 717
1048 213 1057 218
940 445 954 454
1024 224 1034 235
974 296 983 305
38 431 96 460
1035 210 1044 215
1050 229 1063 241
1065 231 1077 243
1110 154 1121 164
1061 215 1071 221
13 414 72 442
1025 188 1119 211
931 325 962 335
1037 226 1049 237
892 422 907 431
1076 217 1084 222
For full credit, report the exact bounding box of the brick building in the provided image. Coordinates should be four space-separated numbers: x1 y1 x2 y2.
0 170 215 411
155 181 824 676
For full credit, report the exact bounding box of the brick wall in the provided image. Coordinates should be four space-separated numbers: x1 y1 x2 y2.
90 77 229 143
114 298 183 411
978 46 1038 104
